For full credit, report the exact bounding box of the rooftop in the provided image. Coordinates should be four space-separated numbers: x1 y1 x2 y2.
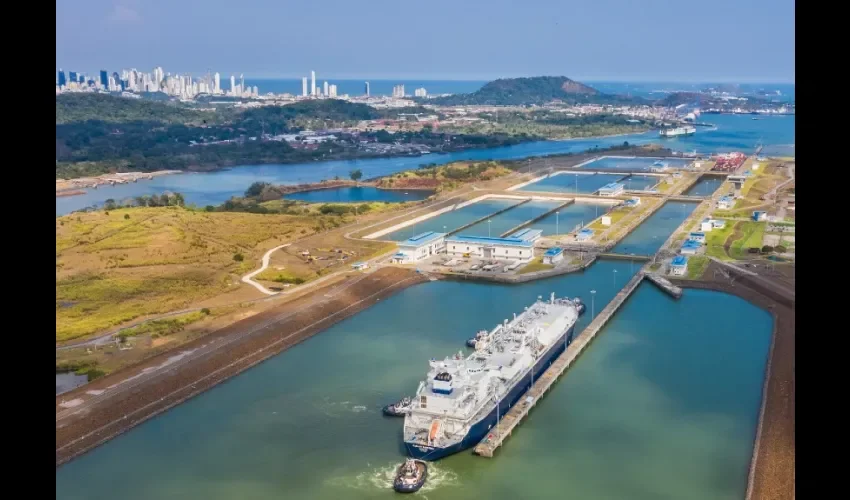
510 228 543 242
690 232 706 237
400 231 446 247
672 255 688 266
544 247 563 257
578 228 594 236
599 182 625 191
447 234 533 248
682 240 701 249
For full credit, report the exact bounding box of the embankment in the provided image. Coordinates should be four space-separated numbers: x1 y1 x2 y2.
670 262 794 500
56 267 429 466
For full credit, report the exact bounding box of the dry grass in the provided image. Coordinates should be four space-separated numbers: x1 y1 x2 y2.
56 207 323 342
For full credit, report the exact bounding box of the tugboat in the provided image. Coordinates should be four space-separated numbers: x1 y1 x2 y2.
392 458 428 493
573 297 586 315
465 330 488 348
382 397 413 417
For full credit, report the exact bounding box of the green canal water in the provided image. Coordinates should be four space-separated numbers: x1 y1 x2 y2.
56 258 772 500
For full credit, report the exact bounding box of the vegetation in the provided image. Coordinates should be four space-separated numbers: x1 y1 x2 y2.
115 310 212 342
517 257 553 274
56 93 213 125
349 169 363 182
685 256 710 279
374 161 512 192
56 206 324 341
441 111 650 139
427 76 646 106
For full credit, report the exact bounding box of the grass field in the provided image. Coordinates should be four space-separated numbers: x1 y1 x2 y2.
517 257 553 274
686 256 710 279
56 206 394 342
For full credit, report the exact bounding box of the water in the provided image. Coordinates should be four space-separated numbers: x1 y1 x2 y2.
518 173 626 194
56 372 89 395
532 202 613 236
684 177 725 197
283 187 433 204
56 114 794 216
382 199 519 241
578 156 694 171
611 201 700 255
458 201 562 237
623 175 662 191
55 264 773 500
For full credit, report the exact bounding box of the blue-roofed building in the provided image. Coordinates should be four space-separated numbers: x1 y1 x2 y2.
623 197 641 207
670 255 688 276
689 232 706 243
576 228 594 242
597 182 625 197
542 247 564 265
717 195 734 210
753 211 768 222
392 231 446 264
509 228 543 243
681 239 701 255
445 234 534 261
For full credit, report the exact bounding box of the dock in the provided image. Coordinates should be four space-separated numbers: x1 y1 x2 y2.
597 253 652 262
645 273 683 299
473 266 648 458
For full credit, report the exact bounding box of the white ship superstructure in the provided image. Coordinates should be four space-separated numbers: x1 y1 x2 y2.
403 293 581 460
660 125 696 137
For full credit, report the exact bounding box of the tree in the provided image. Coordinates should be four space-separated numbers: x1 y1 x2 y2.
761 245 774 253
172 193 185 207
349 169 363 184
233 253 244 262
775 245 788 253
124 214 130 220
245 181 271 198
104 198 117 210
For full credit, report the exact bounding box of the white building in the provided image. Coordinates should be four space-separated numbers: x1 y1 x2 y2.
323 81 329 96
328 84 337 97
669 255 688 276
542 247 564 265
445 235 534 262
214 72 221 94
717 196 733 210
302 77 308 97
392 231 446 264
597 182 625 197
415 87 427 97
311 70 316 96
393 84 406 98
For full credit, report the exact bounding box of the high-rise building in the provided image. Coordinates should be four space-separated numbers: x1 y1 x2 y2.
112 72 121 90
252 86 259 96
58 69 66 87
100 70 108 89
302 77 308 97
392 84 405 98
323 81 329 96
364 81 370 97
240 74 244 92
69 71 78 83
414 87 427 97
328 84 338 98
311 71 316 96
230 75 236 94
214 72 221 94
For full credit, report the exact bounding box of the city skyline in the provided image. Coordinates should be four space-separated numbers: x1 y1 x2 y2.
56 0 794 83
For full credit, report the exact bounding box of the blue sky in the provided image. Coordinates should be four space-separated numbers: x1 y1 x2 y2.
56 0 795 83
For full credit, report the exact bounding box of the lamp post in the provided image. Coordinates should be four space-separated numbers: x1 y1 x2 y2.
556 211 560 235
590 289 596 321
488 219 492 237
613 269 618 288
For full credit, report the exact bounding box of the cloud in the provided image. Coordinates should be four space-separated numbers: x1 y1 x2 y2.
108 3 141 24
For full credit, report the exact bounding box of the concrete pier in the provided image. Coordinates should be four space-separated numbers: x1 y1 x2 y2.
473 266 648 458
499 200 575 238
598 253 652 262
645 273 683 299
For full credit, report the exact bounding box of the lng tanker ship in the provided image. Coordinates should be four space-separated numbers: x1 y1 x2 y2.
402 293 583 460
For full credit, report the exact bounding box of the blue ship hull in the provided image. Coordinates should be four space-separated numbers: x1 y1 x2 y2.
404 323 577 461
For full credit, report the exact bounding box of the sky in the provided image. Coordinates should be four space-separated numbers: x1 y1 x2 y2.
56 0 795 83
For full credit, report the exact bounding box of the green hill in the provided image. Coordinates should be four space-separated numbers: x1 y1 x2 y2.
427 76 646 106
56 93 212 125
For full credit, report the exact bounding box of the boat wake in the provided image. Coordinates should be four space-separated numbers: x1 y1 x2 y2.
327 461 460 493
315 398 372 417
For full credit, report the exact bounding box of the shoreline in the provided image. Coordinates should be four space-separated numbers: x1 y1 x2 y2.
55 267 429 466
56 170 182 197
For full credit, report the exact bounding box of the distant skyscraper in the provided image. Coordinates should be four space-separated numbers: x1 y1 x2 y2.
328 84 338 97
58 69 66 87
112 72 121 90
392 84 405 98
230 75 236 94
302 77 308 97
214 72 221 94
100 70 108 89
78 74 85 84
69 71 78 84
414 87 427 97
364 81 370 97
311 71 316 96
240 74 244 92
323 81 329 96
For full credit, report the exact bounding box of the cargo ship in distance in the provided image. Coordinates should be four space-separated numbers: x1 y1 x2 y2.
403 293 583 460
659 125 696 137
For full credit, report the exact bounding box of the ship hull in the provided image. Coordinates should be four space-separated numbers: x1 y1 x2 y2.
405 323 577 460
